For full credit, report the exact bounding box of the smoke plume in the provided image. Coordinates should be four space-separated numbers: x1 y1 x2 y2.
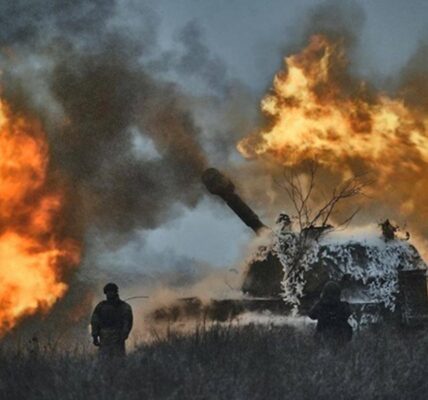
0 1 252 337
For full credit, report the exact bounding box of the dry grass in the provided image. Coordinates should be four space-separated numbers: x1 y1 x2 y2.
1 323 427 399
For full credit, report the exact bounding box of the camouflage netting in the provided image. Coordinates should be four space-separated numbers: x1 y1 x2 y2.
271 224 427 311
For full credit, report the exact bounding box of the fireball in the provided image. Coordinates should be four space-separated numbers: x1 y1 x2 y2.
0 98 80 334
238 35 428 235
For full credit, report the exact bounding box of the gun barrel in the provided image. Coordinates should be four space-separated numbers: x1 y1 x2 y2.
202 168 268 234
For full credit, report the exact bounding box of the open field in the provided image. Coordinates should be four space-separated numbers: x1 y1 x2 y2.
1 323 428 400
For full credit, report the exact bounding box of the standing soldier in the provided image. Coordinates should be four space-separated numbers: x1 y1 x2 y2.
309 281 352 346
91 283 133 358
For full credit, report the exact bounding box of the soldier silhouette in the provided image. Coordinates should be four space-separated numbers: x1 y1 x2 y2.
309 281 352 346
91 283 133 358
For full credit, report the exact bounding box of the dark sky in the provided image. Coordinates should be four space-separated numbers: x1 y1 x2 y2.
3 0 427 283
150 0 428 89
120 0 428 274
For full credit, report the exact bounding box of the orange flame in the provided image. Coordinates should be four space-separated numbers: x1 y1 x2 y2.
0 98 80 334
238 35 428 234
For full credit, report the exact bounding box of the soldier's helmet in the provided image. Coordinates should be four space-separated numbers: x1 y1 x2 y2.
103 282 119 294
276 212 291 226
321 281 341 301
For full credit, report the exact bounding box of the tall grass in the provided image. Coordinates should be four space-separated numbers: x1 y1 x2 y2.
1 323 427 399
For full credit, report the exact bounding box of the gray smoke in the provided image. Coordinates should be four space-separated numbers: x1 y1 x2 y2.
0 1 227 238
0 1 259 340
0 0 259 308
399 41 428 111
0 0 372 241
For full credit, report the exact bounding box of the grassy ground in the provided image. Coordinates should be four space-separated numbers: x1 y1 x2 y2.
1 322 428 400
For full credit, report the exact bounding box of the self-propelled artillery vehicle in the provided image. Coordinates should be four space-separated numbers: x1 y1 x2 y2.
150 168 428 327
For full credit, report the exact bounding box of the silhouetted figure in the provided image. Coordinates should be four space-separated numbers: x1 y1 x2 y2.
380 219 398 242
309 281 352 346
91 283 133 358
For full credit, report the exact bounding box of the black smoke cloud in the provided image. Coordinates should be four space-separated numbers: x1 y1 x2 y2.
49 40 207 233
0 0 255 339
0 1 226 236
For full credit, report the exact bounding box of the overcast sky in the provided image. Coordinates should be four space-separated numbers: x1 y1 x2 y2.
69 0 428 287
2 0 428 335
149 0 428 87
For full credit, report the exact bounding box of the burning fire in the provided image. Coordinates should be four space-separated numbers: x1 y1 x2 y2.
238 35 428 233
0 98 80 334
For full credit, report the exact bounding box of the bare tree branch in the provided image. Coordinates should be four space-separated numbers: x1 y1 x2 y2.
276 163 320 230
335 207 362 231
278 164 370 232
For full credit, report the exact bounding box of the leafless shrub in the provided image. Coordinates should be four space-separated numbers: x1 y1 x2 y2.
276 162 370 233
275 163 371 284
